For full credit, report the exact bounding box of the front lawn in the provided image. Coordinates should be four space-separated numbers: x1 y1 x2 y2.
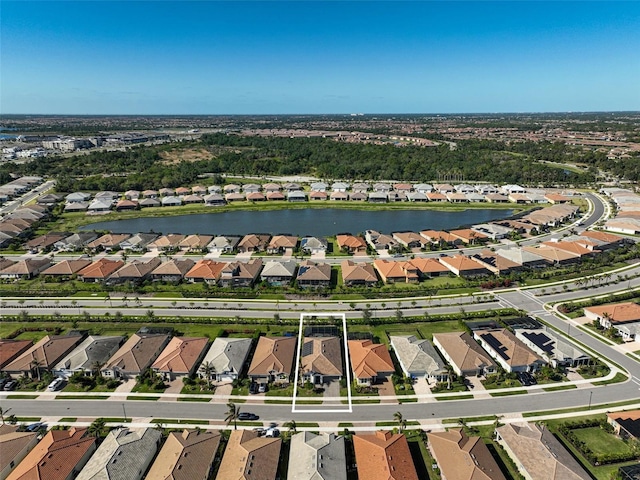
572 427 634 457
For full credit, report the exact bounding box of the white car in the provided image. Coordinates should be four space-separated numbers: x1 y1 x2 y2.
47 378 64 391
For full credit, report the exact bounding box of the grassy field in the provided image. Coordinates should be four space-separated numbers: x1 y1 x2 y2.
572 427 634 456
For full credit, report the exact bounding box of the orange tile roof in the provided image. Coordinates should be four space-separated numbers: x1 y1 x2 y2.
0 339 33 369
77 258 125 279
581 230 624 244
419 230 458 243
336 234 367 250
41 259 92 276
449 228 488 243
373 259 419 282
268 235 298 249
522 245 578 262
248 336 296 377
584 302 640 324
341 260 377 283
408 257 450 274
353 431 418 480
348 340 394 380
151 337 209 375
542 241 596 256
7 427 96 480
440 255 488 273
184 259 225 280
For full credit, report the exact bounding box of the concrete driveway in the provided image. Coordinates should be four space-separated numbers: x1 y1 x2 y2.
322 380 341 405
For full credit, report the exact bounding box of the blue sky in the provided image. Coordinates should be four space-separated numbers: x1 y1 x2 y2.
2 1 639 114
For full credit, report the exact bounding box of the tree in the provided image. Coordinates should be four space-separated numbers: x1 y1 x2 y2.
284 419 297 434
0 406 8 425
225 402 240 430
31 358 43 381
88 418 107 438
200 361 216 389
394 411 406 433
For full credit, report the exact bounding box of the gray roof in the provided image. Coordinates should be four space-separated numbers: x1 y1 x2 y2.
53 335 125 373
76 428 162 480
300 236 328 251
207 235 241 250
55 232 99 248
121 233 159 249
88 199 113 210
261 260 297 278
390 335 447 377
514 328 590 364
199 338 252 378
288 432 347 480
496 247 546 265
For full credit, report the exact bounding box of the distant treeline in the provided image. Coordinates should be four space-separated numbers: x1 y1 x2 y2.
1 133 630 192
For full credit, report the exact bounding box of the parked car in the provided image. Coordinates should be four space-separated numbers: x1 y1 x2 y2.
26 422 46 432
47 378 64 392
265 428 280 438
3 380 17 391
517 372 530 386
0 378 7 389
258 383 268 393
249 383 259 395
238 412 259 421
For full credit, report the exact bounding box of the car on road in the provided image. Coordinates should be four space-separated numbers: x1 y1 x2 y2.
238 412 259 421
3 380 17 391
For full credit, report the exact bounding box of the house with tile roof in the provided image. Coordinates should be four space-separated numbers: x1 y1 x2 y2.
300 236 328 255
85 233 131 252
373 259 419 284
218 259 263 287
523 245 580 265
473 328 546 373
148 234 187 252
145 429 221 480
0 339 33 370
266 235 298 254
266 191 285 201
390 335 448 383
216 430 281 480
353 431 418 480
514 328 591 368
184 259 226 284
77 258 125 283
581 230 627 249
53 335 125 378
262 182 281 192
107 258 162 285
101 333 171 379
4 333 85 378
207 235 241 254
496 247 548 268
542 240 598 258
237 234 271 253
584 302 640 328
392 231 428 249
496 423 590 480
248 336 296 384
260 260 297 286
330 191 348 201
432 332 497 377
198 337 252 383
365 230 399 252
297 260 332 289
419 230 463 247
341 260 378 286
7 427 96 480
607 411 640 440
449 228 489 245
288 432 347 480
406 257 451 278
471 223 513 240
0 258 52 279
178 234 213 252
53 232 99 252
26 233 70 253
76 428 162 480
151 337 209 380
0 425 39 480
440 255 490 278
150 258 195 283
348 340 394 386
41 259 93 278
120 233 159 252
335 234 367 254
470 251 522 275
301 336 343 384
428 429 506 480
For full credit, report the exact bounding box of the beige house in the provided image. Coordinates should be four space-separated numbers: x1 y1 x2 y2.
433 332 496 377
473 329 546 373
301 336 343 384
101 333 171 378
216 430 281 480
248 336 297 383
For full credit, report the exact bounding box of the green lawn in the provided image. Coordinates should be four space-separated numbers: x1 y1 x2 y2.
572 427 634 456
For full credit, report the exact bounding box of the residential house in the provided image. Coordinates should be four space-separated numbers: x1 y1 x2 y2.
296 260 332 289
3 333 85 378
182 194 204 204
471 223 513 240
353 431 418 480
584 302 640 341
336 234 367 254
77 258 125 283
466 192 486 203
470 252 521 275
392 231 427 249
191 185 208 195
242 183 262 193
152 336 209 380
65 192 91 203
120 233 159 252
198 337 252 382
218 259 263 287
52 335 125 378
426 192 447 202
215 430 281 480
502 184 526 194
434 183 454 193
159 188 175 196
115 199 139 211
246 192 266 201
310 191 328 201
393 183 413 192
145 429 221 480
267 235 298 254
87 199 113 212
36 193 62 205
373 259 419 284
446 192 468 203
428 429 506 480
0 424 39 480
107 258 162 284
522 245 580 265
64 201 89 212
300 236 328 255
86 233 130 252
203 193 226 206
76 428 162 480
372 183 391 192
367 192 388 203
440 255 490 278
283 182 302 192
485 193 510 203
413 183 433 194
207 235 241 254
406 257 451 278
237 234 270 253
101 333 171 378
223 184 241 194
545 193 572 204
310 182 328 192
509 193 531 204
248 336 297 384
341 260 377 286
0 340 33 370
262 183 281 193
142 190 159 198
352 182 370 192
496 247 548 268
496 423 591 480
150 258 195 283
94 191 119 201
449 228 489 245
473 328 546 373
148 234 186 252
161 195 182 206
53 232 98 251
432 332 497 377
419 230 463 248
184 260 225 284
266 191 285 201
301 336 343 384
348 340 394 386
390 335 448 383
332 182 349 192
179 234 214 252
7 428 96 480
139 198 161 208
406 191 428 202
26 232 69 253
365 230 399 252
287 191 307 202
476 185 499 195
348 192 366 201
607 411 640 440
260 260 297 286
581 230 627 249
0 258 52 279
514 328 591 368
124 189 140 200
288 432 347 480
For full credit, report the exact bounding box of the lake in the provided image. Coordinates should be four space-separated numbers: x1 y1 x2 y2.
81 208 514 237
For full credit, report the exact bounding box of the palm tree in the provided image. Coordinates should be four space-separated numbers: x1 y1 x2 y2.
0 406 9 425
91 360 105 377
393 411 406 433
285 419 297 434
31 357 43 381
225 402 240 430
88 418 106 438
200 361 216 389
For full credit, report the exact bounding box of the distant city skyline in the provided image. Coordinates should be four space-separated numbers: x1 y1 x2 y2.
2 1 639 115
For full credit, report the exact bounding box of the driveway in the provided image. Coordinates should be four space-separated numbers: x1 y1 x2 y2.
322 380 341 405
375 377 397 404
109 377 136 396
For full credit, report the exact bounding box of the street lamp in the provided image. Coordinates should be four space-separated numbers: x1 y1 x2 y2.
122 403 128 422
588 391 593 410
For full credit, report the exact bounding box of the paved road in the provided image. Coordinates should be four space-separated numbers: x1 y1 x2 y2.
0 180 55 216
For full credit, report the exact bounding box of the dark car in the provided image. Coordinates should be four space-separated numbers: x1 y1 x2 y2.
517 372 530 386
3 380 17 391
0 378 7 389
238 412 259 421
249 383 259 395
526 372 537 385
